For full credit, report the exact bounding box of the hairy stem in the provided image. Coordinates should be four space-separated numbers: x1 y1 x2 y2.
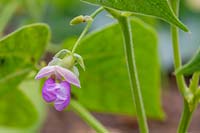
170 0 194 132
72 7 104 53
118 16 148 133
70 99 108 133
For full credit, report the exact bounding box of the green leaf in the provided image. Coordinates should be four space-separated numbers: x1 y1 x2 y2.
67 18 164 119
0 24 49 130
176 48 200 75
0 79 46 132
0 23 50 96
81 0 188 32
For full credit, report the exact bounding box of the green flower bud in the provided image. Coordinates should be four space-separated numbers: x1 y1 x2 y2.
70 15 93 25
70 15 84 25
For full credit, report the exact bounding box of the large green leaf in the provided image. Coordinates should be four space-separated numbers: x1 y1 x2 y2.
81 0 188 31
0 24 49 130
176 48 200 75
0 23 50 96
68 18 164 119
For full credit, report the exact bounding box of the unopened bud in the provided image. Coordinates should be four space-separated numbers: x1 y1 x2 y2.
70 15 93 25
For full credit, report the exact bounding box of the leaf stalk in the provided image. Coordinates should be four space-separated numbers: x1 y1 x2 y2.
118 16 149 133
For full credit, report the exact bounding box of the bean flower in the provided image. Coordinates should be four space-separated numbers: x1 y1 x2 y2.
35 65 81 111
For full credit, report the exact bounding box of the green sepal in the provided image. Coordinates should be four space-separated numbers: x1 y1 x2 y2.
74 53 85 71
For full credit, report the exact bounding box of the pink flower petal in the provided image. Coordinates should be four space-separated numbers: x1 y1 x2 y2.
35 66 55 79
42 78 57 102
55 66 81 88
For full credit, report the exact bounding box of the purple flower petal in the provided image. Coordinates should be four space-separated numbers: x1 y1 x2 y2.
54 81 71 111
55 66 81 88
42 78 57 102
35 65 81 88
35 66 55 79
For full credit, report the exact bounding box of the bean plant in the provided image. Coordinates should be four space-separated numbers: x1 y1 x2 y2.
0 0 200 133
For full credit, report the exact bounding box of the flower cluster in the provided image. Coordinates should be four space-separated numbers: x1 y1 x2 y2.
35 50 84 111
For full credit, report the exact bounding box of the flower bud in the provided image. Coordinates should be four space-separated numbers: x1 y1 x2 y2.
70 15 93 25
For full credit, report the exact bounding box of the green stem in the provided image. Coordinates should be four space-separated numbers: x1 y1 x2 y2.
171 24 188 95
70 7 106 132
118 16 148 133
71 7 104 53
170 0 193 132
170 0 187 95
70 99 108 133
177 101 194 133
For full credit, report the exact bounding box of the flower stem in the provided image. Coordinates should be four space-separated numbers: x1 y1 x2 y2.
118 16 148 133
170 0 194 132
70 99 108 133
71 7 104 53
70 7 106 132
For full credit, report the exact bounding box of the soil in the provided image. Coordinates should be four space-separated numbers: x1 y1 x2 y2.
41 76 200 133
